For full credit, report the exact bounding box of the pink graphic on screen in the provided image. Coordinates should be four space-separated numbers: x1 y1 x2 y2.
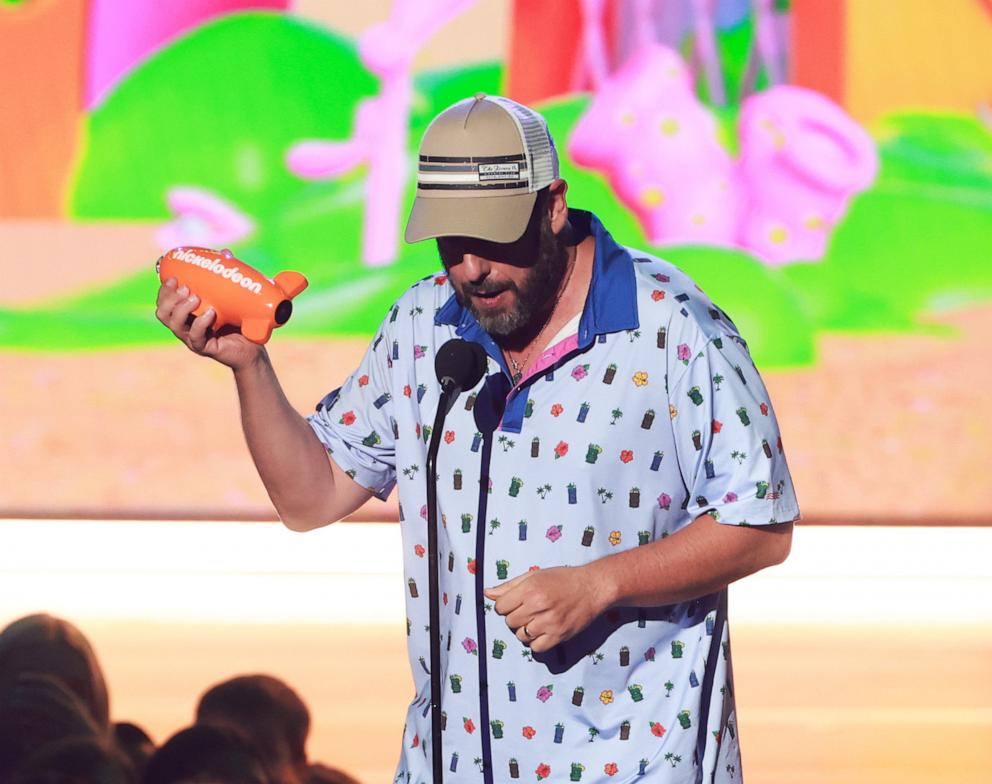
689 0 725 106
568 43 878 265
737 85 878 264
287 0 478 267
569 44 742 250
157 186 255 251
85 0 288 109
574 0 610 91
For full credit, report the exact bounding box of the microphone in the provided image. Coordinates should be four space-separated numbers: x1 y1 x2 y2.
435 339 488 399
426 338 487 782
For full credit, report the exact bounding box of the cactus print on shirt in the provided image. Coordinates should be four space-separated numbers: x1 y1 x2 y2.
308 209 800 783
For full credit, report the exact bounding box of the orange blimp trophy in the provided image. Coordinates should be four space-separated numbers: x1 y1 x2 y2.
157 247 308 344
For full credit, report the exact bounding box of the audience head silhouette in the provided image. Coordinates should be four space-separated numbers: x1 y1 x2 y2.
196 674 311 784
0 613 110 729
0 615 114 779
113 721 156 781
143 724 269 784
6 735 135 784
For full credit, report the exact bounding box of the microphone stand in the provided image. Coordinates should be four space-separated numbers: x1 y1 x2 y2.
424 337 487 782
426 381 457 783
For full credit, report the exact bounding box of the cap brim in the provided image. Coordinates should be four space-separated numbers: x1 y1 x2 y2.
405 191 538 244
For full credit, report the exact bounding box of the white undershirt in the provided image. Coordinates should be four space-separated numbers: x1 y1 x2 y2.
545 312 582 350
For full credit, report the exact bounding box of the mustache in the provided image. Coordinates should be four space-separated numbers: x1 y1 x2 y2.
462 281 516 297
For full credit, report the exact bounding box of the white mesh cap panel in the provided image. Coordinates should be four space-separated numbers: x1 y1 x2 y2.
489 96 560 192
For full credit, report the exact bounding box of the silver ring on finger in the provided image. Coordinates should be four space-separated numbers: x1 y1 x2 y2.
523 624 535 640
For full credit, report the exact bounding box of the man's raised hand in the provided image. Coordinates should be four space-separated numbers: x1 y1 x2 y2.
155 277 261 370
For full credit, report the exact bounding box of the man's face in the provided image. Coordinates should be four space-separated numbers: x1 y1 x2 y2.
437 199 569 338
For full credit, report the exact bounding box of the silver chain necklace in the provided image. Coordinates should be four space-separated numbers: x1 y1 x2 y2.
506 351 530 385
503 255 576 385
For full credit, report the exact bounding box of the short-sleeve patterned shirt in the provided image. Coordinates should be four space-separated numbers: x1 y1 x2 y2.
307 209 800 784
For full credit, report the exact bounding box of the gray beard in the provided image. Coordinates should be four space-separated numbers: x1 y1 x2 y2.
462 217 570 340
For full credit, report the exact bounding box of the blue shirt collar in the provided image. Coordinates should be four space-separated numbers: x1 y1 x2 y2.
434 208 639 347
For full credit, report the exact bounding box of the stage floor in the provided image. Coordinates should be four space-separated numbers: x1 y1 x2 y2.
2 522 990 783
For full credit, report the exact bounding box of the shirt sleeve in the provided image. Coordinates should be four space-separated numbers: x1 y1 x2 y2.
669 334 801 527
306 320 398 501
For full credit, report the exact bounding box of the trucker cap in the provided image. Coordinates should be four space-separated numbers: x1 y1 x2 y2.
404 93 560 244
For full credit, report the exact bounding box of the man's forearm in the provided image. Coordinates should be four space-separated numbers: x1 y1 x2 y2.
233 349 337 529
587 514 793 610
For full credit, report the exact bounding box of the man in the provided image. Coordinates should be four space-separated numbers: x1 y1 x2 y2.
156 94 799 783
